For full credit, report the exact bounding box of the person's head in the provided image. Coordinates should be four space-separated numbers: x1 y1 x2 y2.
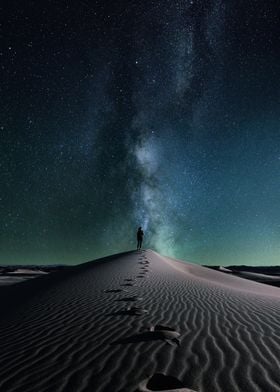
138 226 142 230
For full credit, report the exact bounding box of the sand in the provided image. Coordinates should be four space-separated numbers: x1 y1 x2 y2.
0 249 280 392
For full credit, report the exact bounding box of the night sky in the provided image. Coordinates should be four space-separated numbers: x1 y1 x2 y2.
1 0 280 265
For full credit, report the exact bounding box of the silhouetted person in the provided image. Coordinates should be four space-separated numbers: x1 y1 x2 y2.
137 227 144 250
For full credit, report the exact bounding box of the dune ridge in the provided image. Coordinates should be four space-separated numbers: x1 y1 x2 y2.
0 250 280 391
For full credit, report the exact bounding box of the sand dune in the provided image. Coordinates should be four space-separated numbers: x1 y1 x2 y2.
238 271 280 281
0 250 280 392
7 268 48 275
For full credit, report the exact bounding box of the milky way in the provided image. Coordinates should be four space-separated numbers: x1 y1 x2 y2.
1 0 280 265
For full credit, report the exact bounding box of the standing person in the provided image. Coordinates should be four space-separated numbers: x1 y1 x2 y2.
137 227 144 250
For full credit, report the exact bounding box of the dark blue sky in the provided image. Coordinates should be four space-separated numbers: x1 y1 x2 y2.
1 0 280 265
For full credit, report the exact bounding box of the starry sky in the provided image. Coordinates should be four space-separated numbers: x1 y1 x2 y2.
1 0 280 266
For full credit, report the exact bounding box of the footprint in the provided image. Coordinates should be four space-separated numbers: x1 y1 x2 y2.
121 283 135 287
127 306 148 315
137 373 196 391
111 306 148 317
124 279 134 282
149 325 180 345
112 325 180 346
104 289 126 293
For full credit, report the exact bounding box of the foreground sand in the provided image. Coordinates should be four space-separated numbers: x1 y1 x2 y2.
0 250 280 392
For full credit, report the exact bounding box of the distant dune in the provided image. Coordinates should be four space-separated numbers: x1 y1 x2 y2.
209 265 280 288
0 250 280 392
0 265 70 286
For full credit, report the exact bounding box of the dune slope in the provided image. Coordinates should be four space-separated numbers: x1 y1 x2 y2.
0 250 280 392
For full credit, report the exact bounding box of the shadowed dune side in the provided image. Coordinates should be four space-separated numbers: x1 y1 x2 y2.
0 267 75 316
0 250 280 392
0 251 134 317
